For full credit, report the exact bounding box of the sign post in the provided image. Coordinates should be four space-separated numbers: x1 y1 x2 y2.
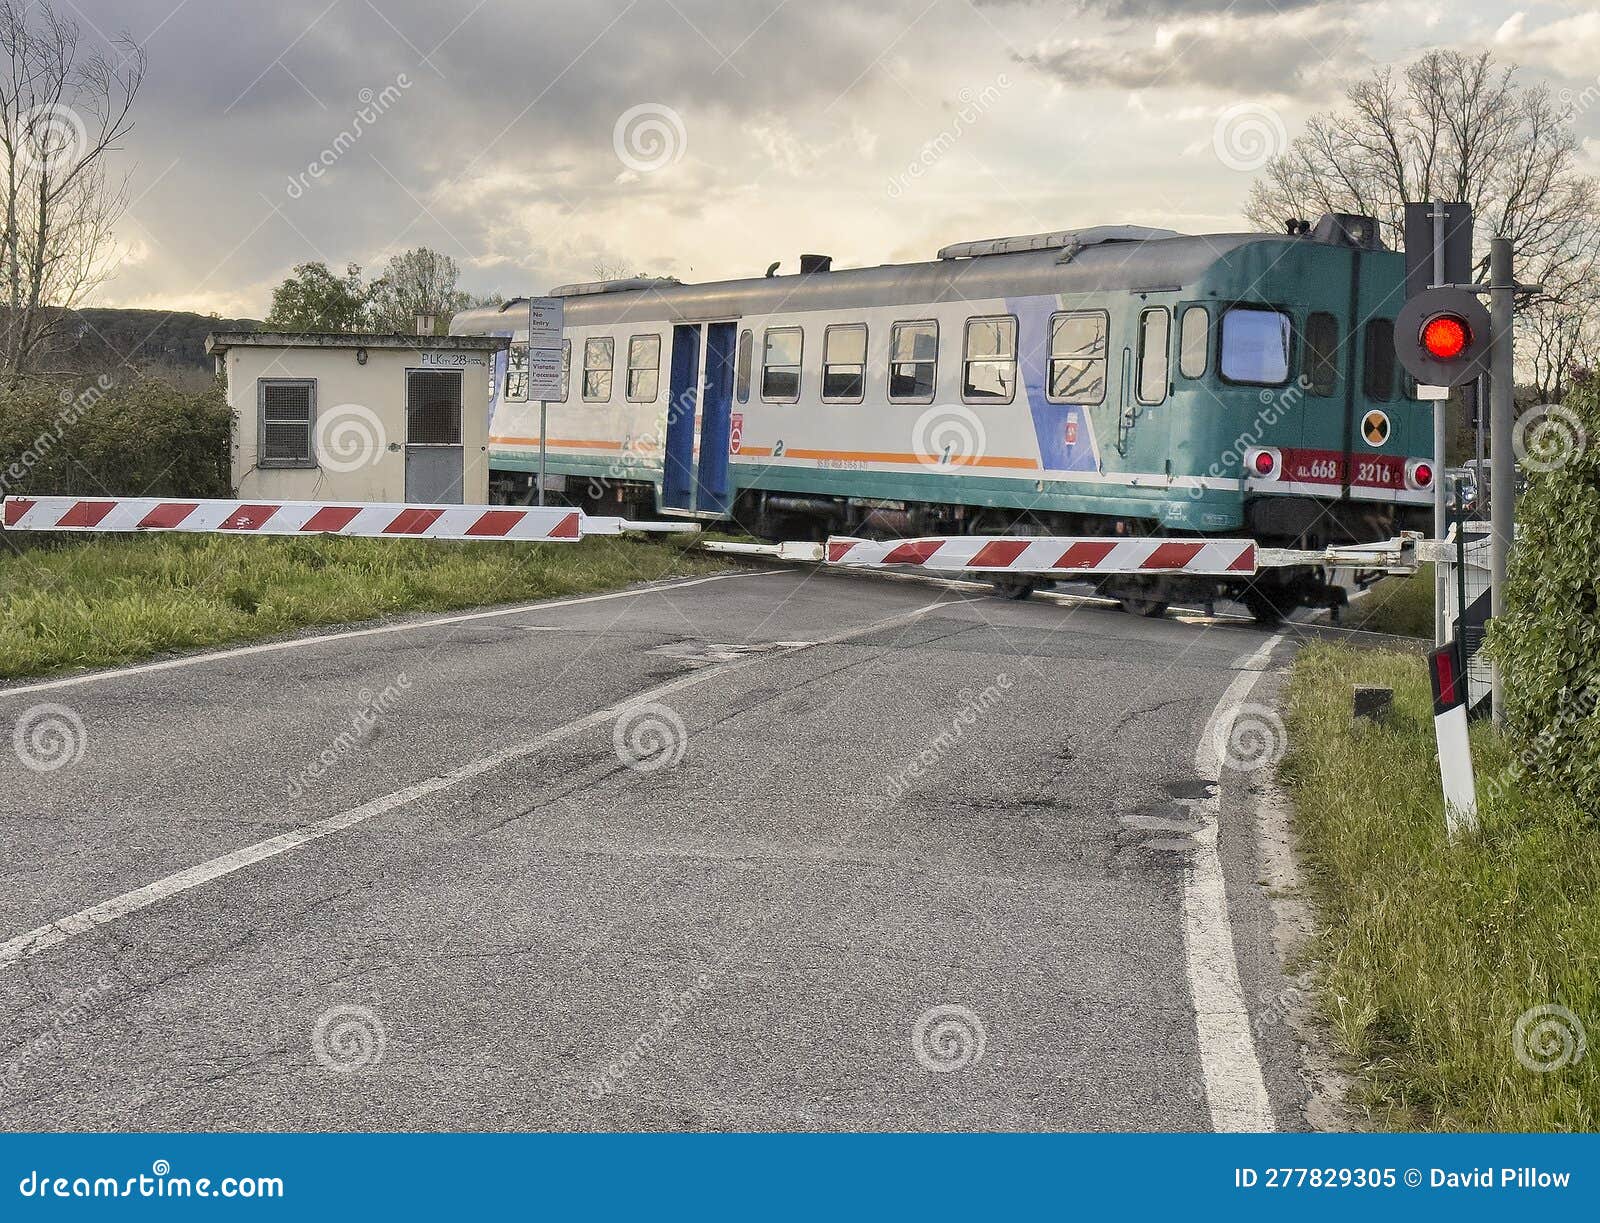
526 298 564 506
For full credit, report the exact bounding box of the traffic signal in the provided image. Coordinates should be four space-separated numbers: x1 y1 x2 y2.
1395 287 1492 388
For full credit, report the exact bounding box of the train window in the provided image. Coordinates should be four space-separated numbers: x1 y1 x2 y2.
1219 306 1291 386
735 329 753 404
822 324 867 403
1364 319 1397 402
1304 313 1339 397
962 315 1016 404
582 336 613 401
1047 311 1107 404
627 334 661 402
1178 307 1209 379
504 341 529 402
1136 308 1170 405
889 321 937 403
559 340 571 402
762 326 803 402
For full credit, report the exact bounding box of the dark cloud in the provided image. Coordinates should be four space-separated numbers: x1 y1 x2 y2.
52 0 1375 312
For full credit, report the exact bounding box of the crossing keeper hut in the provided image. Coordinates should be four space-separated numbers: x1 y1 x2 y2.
207 331 509 504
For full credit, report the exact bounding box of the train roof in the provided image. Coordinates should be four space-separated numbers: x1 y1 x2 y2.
451 215 1381 332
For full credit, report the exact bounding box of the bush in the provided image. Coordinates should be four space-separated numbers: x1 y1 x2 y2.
1488 380 1600 818
0 374 232 501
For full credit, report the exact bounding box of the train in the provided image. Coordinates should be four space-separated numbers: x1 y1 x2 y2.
450 211 1433 621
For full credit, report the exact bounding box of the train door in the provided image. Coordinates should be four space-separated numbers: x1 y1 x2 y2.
662 321 737 515
663 324 701 510
695 322 737 515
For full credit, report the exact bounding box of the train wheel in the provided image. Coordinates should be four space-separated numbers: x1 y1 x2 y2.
992 577 1037 601
1243 590 1285 626
1119 596 1169 618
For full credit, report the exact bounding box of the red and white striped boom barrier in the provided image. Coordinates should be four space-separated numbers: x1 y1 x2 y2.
1 496 699 541
823 535 1259 576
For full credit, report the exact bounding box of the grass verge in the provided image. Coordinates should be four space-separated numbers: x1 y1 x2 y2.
1338 564 1434 638
0 533 731 681
1280 642 1599 1130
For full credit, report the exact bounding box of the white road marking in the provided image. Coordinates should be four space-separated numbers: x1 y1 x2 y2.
0 593 969 970
0 570 781 699
1185 632 1284 1133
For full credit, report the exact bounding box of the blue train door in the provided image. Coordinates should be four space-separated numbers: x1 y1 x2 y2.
696 322 737 516
662 321 737 516
663 324 701 510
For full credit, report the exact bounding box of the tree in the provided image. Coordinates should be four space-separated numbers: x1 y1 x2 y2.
368 246 471 334
1245 49 1600 373
0 0 144 385
263 261 370 332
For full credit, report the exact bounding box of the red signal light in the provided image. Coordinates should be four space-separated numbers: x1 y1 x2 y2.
1414 462 1433 487
1421 314 1469 360
1253 451 1275 475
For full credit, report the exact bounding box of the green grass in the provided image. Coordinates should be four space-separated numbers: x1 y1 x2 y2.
1339 564 1436 638
0 533 731 680
1280 642 1600 1130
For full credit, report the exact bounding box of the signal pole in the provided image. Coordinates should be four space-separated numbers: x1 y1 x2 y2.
1488 237 1516 726
1430 204 1449 647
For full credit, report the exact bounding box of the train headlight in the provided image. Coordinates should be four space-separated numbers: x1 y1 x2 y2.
1406 459 1435 490
1245 447 1282 479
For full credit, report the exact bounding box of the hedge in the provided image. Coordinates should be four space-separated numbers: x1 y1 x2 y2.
0 375 232 502
1488 380 1600 818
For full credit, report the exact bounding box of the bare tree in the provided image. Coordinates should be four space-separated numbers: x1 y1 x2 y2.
1245 49 1600 373
0 0 144 386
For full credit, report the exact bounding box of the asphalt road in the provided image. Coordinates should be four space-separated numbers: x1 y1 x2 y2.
0 563 1310 1131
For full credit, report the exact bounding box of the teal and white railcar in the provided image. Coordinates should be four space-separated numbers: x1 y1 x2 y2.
451 212 1433 617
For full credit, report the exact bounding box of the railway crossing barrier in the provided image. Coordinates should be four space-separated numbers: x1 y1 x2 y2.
710 532 1421 579
4 497 1422 585
1 496 699 542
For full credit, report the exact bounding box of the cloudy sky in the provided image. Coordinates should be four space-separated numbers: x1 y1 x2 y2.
62 0 1600 316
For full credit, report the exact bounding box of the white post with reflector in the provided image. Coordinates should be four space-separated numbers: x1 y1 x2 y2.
1429 644 1478 838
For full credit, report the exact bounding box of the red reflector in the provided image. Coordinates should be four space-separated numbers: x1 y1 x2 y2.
1414 463 1434 488
1422 315 1469 360
1252 451 1275 475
